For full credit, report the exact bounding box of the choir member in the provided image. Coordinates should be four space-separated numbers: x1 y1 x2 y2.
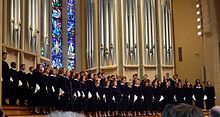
99 73 106 88
204 81 216 110
102 80 112 117
132 79 142 116
80 75 88 114
86 73 96 117
40 67 51 113
183 79 193 105
174 81 185 104
142 79 153 116
141 74 148 86
119 76 129 116
127 82 134 116
2 52 10 105
173 74 181 84
193 79 204 109
152 79 161 115
26 66 35 106
17 64 28 106
165 73 175 86
33 64 43 113
59 68 72 111
161 80 174 110
94 79 101 116
9 62 18 105
111 80 121 116
71 72 82 112
49 68 59 110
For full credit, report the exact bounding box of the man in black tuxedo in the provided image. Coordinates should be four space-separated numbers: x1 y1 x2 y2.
2 52 10 105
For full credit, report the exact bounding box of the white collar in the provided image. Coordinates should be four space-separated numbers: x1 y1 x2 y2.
11 68 16 70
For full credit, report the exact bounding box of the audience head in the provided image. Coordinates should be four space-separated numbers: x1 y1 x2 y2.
48 111 85 117
10 62 16 68
2 52 7 60
210 106 220 117
162 103 204 117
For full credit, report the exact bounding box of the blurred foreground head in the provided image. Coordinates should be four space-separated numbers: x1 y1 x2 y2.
162 103 204 117
48 111 85 117
210 106 220 117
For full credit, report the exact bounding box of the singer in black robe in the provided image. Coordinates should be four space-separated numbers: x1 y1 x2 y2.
204 84 215 110
132 84 142 112
119 82 129 112
9 63 18 105
174 85 185 104
161 83 174 110
2 55 10 104
152 85 161 113
71 77 82 112
57 75 72 111
111 85 121 112
193 84 204 109
183 84 193 105
17 68 28 106
142 84 153 113
86 78 96 113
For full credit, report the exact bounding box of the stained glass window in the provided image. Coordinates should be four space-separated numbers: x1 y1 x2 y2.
52 0 63 68
67 0 76 70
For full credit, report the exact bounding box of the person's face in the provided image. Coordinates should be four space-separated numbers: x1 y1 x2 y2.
122 78 126 84
30 67 34 72
196 79 200 84
2 54 7 60
13 63 16 68
39 65 43 71
83 76 86 81
66 71 70 77
207 81 211 86
21 65 26 70
91 73 94 79
163 76 167 80
166 81 170 86
113 81 117 87
144 75 148 79
166 73 169 77
145 82 149 86
136 80 140 85
53 69 57 75
154 81 158 86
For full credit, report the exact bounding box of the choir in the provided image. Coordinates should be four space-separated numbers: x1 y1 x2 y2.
1 52 216 116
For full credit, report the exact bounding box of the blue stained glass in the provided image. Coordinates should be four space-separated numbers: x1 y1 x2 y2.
67 0 76 70
52 0 63 68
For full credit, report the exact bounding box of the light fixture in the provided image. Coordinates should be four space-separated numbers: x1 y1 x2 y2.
197 25 202 29
197 18 201 22
196 4 200 8
197 31 202 36
196 11 201 15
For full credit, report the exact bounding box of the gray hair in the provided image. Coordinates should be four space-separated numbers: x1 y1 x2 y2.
48 111 86 117
162 103 204 117
210 106 220 117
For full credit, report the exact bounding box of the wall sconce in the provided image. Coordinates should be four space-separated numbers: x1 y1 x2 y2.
196 0 203 37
